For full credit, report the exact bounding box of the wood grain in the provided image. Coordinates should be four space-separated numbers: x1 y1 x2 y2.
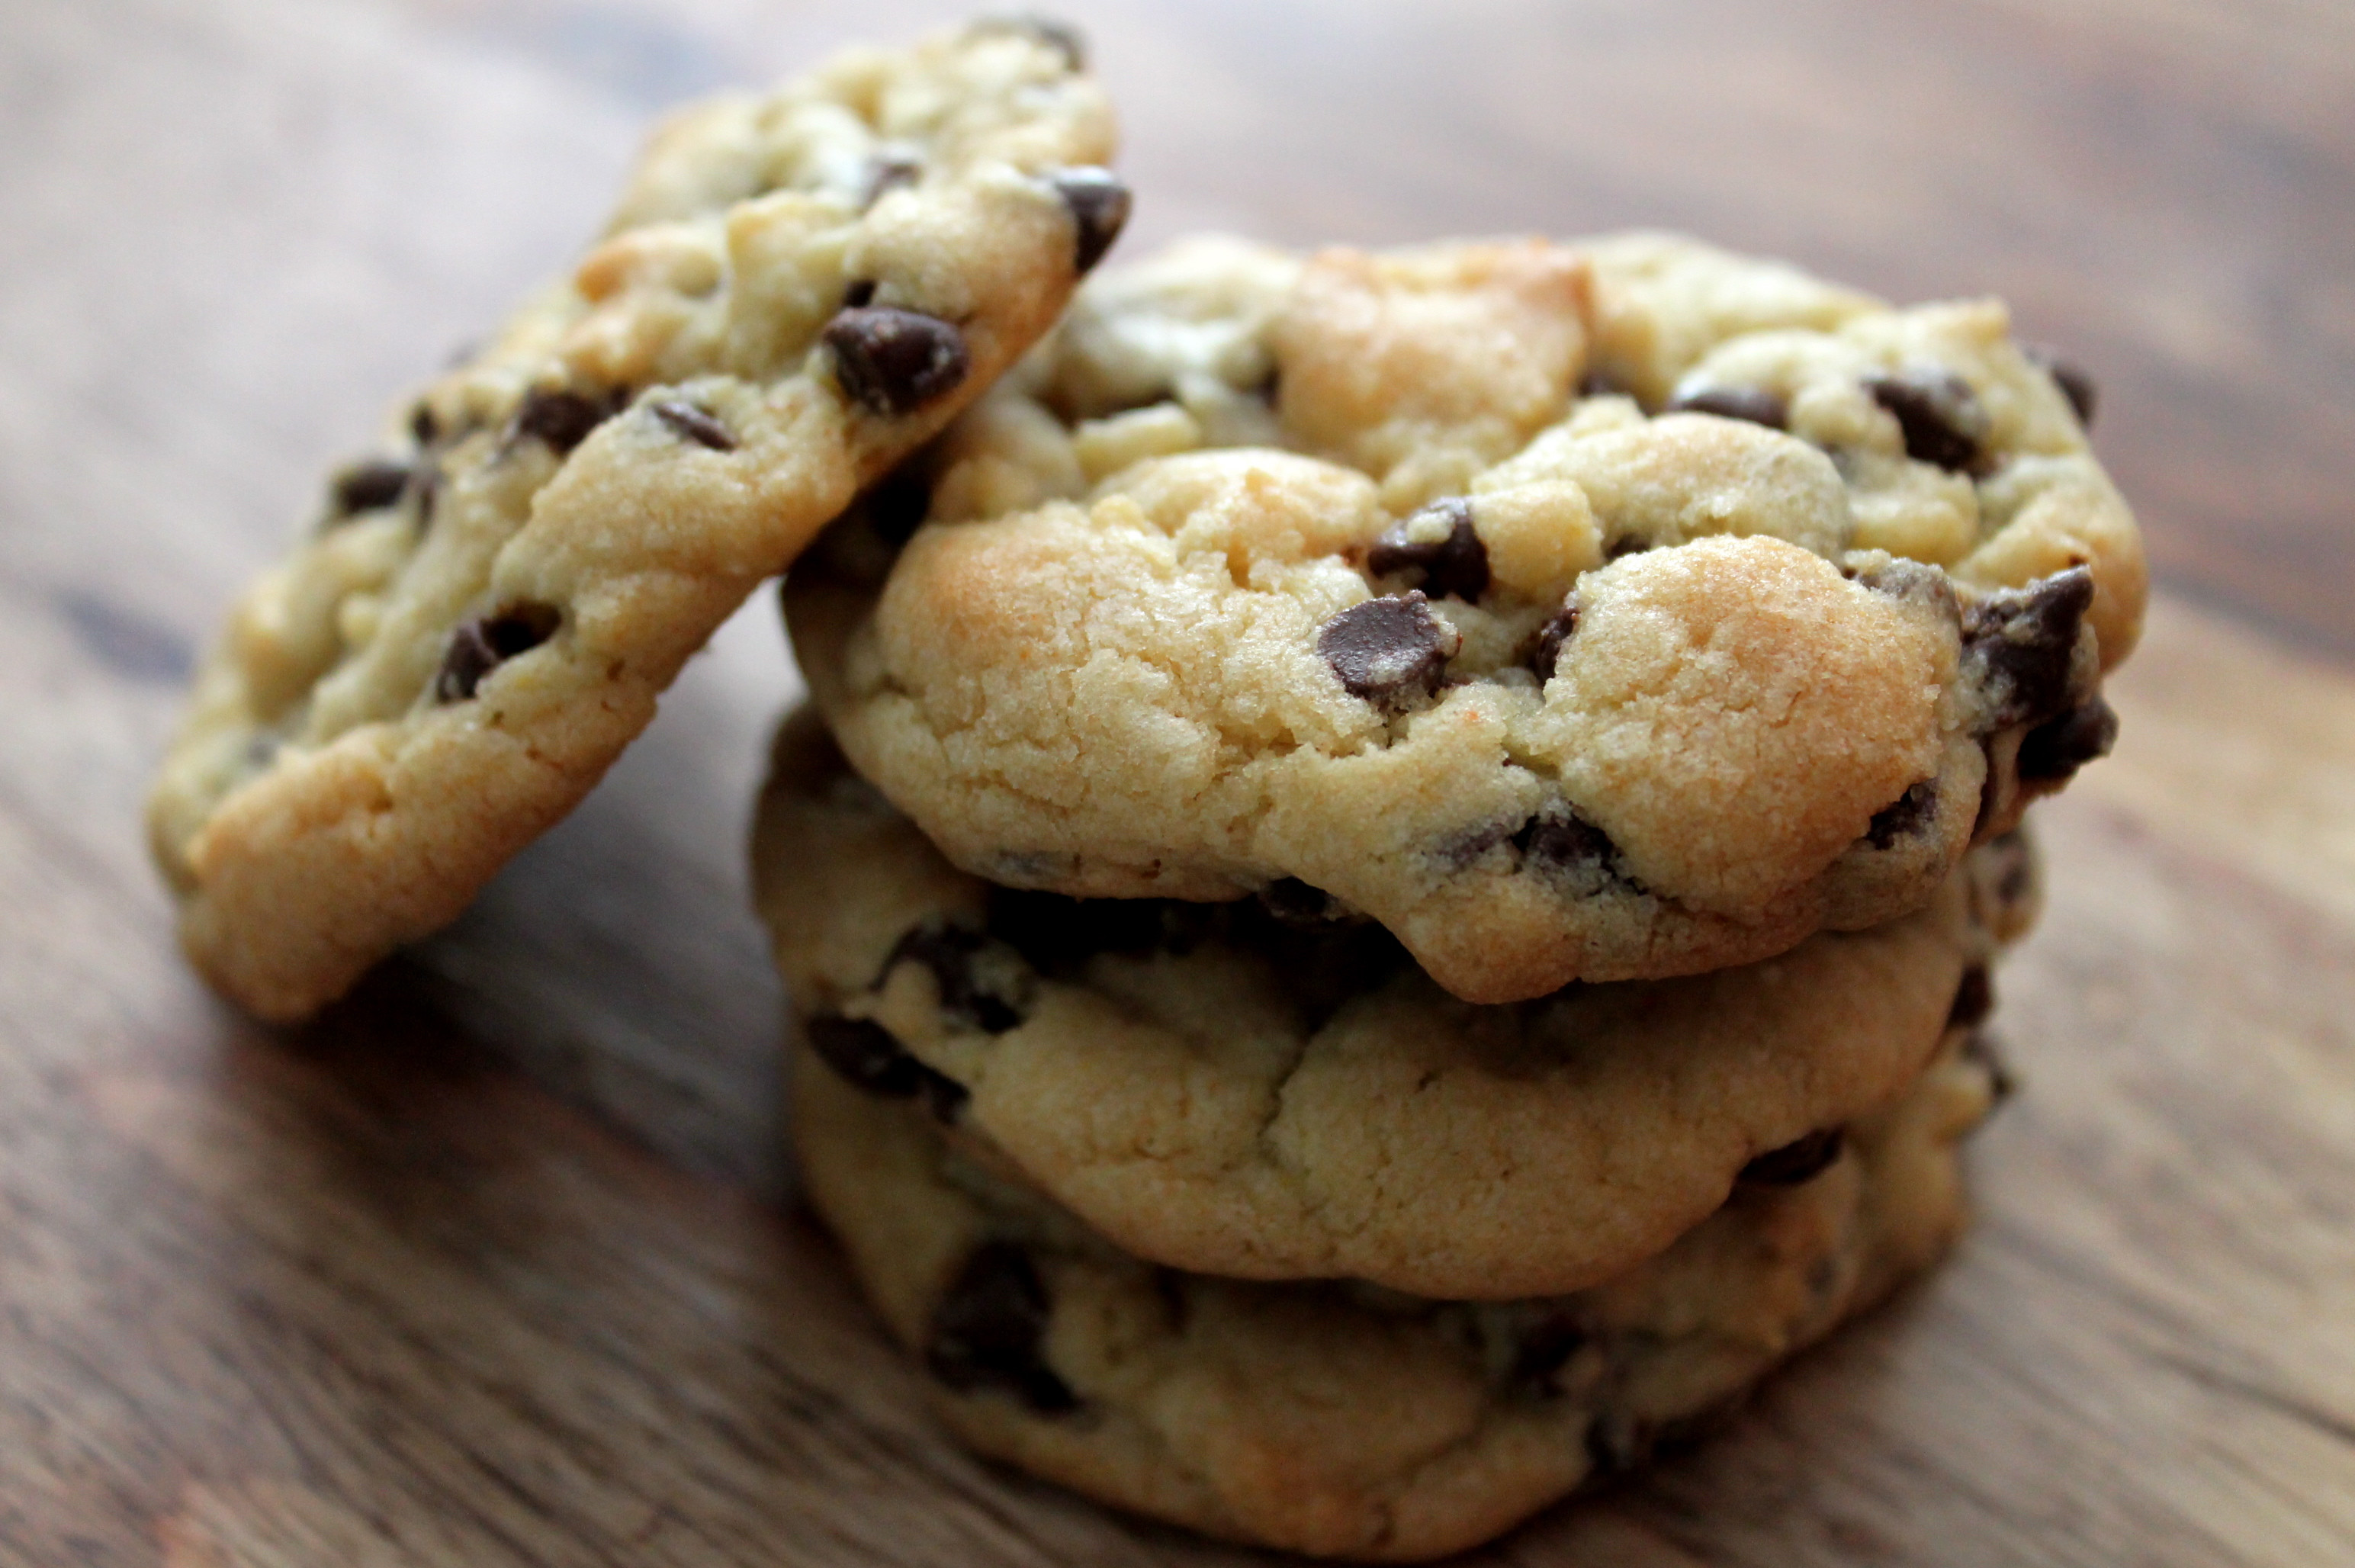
2 0 2350 1562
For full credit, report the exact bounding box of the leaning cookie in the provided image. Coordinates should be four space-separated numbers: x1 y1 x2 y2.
757 708 2029 1299
794 1025 2002 1560
146 19 1128 1020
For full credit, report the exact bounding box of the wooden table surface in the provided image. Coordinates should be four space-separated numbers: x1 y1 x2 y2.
5 0 2351 1562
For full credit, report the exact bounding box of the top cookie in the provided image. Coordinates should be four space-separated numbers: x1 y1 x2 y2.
147 20 1126 1020
788 233 2143 1001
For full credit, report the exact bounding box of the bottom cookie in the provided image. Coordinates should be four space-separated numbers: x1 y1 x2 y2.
793 1030 2003 1560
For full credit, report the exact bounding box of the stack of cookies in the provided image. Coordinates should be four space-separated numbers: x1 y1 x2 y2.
757 225 2141 1557
145 19 2146 1561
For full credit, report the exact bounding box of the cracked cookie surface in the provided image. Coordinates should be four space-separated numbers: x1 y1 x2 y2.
793 1016 2003 1560
147 21 1125 1020
755 710 2035 1299
787 232 2141 1001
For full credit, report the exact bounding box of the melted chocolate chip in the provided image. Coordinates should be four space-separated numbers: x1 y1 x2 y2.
1865 781 1940 849
824 307 971 417
1962 1030 2018 1104
651 400 737 451
925 1242 1077 1414
970 13 1088 71
884 923 1023 1033
330 460 413 518
1510 1316 1588 1397
511 387 625 456
1961 567 2096 729
1666 385 1788 430
805 1014 969 1122
1367 499 1490 602
861 153 922 209
1317 592 1457 709
2016 694 2119 782
2024 343 2098 430
1738 1128 1846 1187
1528 602 1580 680
1948 965 1994 1030
841 279 877 310
1050 168 1131 274
433 603 559 702
1867 368 1989 473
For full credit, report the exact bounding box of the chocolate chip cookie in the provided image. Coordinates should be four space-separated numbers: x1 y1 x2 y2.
793 1021 2004 1559
756 708 2033 1299
147 20 1127 1019
786 235 2136 1003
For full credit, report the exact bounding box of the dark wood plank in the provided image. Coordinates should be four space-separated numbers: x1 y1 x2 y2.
2 0 2351 1562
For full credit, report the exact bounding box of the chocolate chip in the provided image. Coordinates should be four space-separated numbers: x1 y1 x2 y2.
861 153 921 209
1962 1030 2018 1104
883 922 1023 1033
805 1014 969 1123
1867 368 1990 473
925 1242 1077 1414
1514 805 1625 884
1367 498 1490 602
824 307 971 417
1049 168 1131 274
410 403 439 445
329 460 413 518
2016 694 2118 782
651 400 737 451
2024 343 2098 430
1738 1128 1846 1187
841 279 877 310
969 13 1088 71
433 603 560 703
1666 385 1788 430
1948 965 1994 1030
1605 535 1653 561
1961 566 2096 729
1317 592 1458 709
510 387 626 456
1509 1316 1588 1397
1865 781 1940 849
1528 602 1580 680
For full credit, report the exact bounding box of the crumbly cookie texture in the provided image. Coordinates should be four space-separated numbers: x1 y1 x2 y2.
147 21 1125 1020
788 231 2135 1001
795 1025 2002 1560
756 709 2032 1296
